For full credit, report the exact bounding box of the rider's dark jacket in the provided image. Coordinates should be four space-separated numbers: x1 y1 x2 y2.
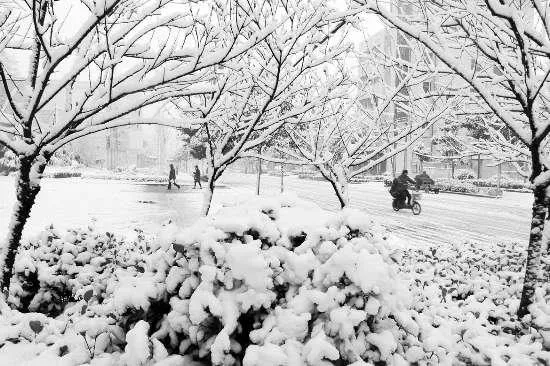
394 174 416 193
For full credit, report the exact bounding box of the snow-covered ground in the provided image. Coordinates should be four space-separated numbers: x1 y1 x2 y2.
0 176 207 239
0 173 532 246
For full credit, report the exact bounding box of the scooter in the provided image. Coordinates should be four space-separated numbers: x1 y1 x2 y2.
392 191 422 215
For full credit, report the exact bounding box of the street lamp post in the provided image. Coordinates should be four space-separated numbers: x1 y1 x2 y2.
280 163 284 193
256 146 262 195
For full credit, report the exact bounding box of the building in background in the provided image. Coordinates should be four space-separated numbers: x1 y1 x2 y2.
355 1 526 180
72 122 181 172
0 55 182 173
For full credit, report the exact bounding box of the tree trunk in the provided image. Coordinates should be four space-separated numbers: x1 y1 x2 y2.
329 179 348 209
517 185 548 318
202 173 216 217
318 165 349 209
256 150 262 196
0 158 46 296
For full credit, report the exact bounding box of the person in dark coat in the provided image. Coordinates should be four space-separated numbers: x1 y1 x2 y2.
168 164 180 190
193 165 202 189
392 169 416 205
414 170 434 189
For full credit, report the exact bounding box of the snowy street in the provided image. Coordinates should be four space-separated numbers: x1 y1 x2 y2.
0 176 207 239
0 174 532 247
220 172 532 246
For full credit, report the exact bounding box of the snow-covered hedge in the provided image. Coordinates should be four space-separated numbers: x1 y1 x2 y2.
455 169 476 180
0 148 17 174
470 177 531 191
155 197 424 365
437 177 530 193
436 178 503 196
82 171 168 183
350 174 390 184
8 226 154 316
44 171 83 178
3 197 550 365
398 241 550 364
436 178 479 193
297 172 325 181
3 197 436 365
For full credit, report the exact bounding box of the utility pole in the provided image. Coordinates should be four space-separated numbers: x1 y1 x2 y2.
497 162 502 190
280 163 284 193
256 146 262 195
451 159 455 179
477 154 482 178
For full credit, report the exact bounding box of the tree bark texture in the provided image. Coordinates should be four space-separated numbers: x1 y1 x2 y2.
518 185 548 318
0 159 45 296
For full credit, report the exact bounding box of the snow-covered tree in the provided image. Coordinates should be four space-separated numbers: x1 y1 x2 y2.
265 45 463 208
174 2 349 215
0 0 303 295
354 0 550 317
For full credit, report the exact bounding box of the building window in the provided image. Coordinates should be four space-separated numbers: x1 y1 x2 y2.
423 81 432 93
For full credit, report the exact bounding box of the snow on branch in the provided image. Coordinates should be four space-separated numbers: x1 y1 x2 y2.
0 0 318 161
355 0 536 146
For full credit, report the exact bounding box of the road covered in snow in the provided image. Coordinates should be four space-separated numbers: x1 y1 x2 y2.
219 172 532 246
0 176 207 240
0 173 532 247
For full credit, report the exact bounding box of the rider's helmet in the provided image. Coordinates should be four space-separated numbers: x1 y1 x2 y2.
402 169 408 175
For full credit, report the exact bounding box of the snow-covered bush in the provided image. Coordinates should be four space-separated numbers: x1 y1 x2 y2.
470 177 531 191
0 298 201 366
436 178 479 193
49 149 82 168
149 196 443 365
398 241 550 364
455 169 476 180
0 147 18 174
83 171 168 183
9 226 155 316
4 197 436 365
350 174 389 183
5 197 550 365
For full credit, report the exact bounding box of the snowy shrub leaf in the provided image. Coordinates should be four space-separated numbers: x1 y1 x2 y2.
83 289 93 302
173 243 186 254
58 345 69 357
29 320 43 334
81 304 87 315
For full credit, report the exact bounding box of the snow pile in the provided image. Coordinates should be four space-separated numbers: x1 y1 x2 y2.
399 241 550 364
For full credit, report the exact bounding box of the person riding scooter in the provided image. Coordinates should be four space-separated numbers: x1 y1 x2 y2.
390 169 416 206
414 170 435 190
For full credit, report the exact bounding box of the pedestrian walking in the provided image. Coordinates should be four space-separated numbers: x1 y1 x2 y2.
193 165 202 189
168 164 180 190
